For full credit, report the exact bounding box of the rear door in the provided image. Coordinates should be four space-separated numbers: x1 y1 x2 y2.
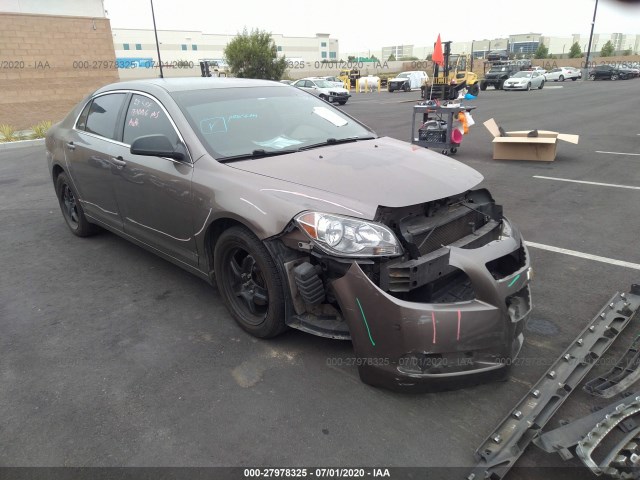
111 93 198 267
65 92 127 230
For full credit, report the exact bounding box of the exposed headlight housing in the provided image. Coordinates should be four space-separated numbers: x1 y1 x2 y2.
295 212 403 257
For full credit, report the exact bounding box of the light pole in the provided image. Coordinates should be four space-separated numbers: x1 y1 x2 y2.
150 0 164 78
585 0 598 73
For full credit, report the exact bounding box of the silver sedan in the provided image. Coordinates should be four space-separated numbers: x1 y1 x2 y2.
503 71 545 91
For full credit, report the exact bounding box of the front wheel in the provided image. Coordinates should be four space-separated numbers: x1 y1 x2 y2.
338 100 347 105
214 226 287 338
572 77 577 81
559 75 564 82
611 74 619 81
55 172 100 237
403 83 410 92
538 80 544 89
589 74 596 80
496 80 504 90
526 83 531 91
480 82 487 91
388 88 394 92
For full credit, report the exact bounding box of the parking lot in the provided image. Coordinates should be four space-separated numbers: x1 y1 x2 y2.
1 78 639 478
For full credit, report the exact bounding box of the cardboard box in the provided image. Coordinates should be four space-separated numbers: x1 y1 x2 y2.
484 118 579 161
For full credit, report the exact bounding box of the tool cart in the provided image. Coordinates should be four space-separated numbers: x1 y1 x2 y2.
410 103 476 155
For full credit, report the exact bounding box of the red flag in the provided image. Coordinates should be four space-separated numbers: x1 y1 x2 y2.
433 34 444 66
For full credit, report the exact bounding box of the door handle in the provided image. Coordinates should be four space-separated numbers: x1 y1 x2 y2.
111 156 127 168
66 141 75 150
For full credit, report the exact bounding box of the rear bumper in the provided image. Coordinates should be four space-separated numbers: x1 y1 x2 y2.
331 224 532 392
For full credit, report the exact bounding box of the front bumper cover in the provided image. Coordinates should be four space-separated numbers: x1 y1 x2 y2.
331 225 531 392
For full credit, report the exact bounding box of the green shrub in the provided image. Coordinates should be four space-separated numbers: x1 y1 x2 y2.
0 124 19 142
30 120 52 139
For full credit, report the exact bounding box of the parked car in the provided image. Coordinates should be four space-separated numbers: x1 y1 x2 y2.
314 76 345 88
544 67 580 82
503 71 545 91
614 65 639 78
292 78 351 104
589 65 630 81
387 71 428 92
45 78 532 392
486 50 509 62
480 64 522 90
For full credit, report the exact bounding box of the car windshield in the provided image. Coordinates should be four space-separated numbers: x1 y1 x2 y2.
512 72 532 78
490 66 507 72
172 86 374 160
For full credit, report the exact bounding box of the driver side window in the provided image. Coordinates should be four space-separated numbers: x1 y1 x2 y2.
122 94 179 147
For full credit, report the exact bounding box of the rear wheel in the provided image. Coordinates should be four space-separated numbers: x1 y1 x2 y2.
480 82 487 91
496 80 504 90
388 88 394 92
338 100 347 105
611 74 619 81
589 73 596 80
403 83 410 92
55 172 99 237
559 75 564 82
214 226 287 338
571 77 577 81
468 83 480 96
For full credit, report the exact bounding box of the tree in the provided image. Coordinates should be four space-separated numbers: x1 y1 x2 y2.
569 42 583 58
623 49 632 56
224 28 286 80
600 40 615 57
534 43 549 59
347 55 356 62
426 54 433 61
388 53 396 61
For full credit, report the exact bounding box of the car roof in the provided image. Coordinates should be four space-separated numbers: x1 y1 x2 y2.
96 77 287 94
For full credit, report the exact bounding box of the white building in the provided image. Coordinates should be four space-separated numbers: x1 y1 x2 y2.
112 29 340 65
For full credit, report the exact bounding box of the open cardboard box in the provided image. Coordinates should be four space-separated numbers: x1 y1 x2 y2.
484 118 579 161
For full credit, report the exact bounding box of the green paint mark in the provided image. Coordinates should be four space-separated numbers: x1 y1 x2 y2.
508 274 521 288
356 297 376 347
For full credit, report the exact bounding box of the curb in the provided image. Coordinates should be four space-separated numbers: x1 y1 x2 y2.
0 139 45 151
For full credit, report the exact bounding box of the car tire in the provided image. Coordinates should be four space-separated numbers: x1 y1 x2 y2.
538 80 544 89
468 83 480 96
611 74 618 81
559 75 564 82
338 100 347 105
319 94 327 101
388 88 394 92
55 172 100 237
572 77 577 81
589 74 596 80
526 83 531 91
480 82 487 91
496 80 504 90
214 226 287 338
403 83 410 92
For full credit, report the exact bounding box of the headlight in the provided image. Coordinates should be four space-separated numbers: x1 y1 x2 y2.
295 212 403 257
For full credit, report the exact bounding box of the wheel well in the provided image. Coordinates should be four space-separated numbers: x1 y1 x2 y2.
203 217 246 273
52 164 64 182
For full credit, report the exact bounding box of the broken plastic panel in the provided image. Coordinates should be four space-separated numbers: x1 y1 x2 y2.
466 287 640 480
584 334 640 399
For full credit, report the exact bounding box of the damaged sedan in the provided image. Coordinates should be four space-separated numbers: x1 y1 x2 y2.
46 78 532 392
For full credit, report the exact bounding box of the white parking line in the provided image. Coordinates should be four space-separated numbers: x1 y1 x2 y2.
596 151 640 156
533 175 640 190
525 241 640 271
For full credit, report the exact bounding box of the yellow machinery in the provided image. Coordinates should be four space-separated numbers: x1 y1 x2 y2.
421 41 480 99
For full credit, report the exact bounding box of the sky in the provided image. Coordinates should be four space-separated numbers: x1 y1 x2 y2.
103 0 640 53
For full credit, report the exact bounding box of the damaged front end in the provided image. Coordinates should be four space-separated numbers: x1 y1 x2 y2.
269 188 532 392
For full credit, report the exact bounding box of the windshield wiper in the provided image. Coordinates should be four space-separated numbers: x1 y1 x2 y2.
298 136 376 151
217 149 300 163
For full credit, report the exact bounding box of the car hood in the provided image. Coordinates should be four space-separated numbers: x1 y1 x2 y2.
228 136 483 219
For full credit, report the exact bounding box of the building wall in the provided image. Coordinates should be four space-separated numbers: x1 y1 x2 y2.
0 11 118 130
112 28 340 76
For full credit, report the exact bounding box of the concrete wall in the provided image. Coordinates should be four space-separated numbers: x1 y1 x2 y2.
0 12 118 129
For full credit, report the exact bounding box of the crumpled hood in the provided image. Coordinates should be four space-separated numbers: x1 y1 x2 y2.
228 136 483 217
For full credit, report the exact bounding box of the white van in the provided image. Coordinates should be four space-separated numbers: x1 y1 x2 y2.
387 71 429 92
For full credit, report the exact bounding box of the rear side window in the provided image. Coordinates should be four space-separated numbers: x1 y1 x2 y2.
85 93 126 140
122 94 179 147
75 101 92 131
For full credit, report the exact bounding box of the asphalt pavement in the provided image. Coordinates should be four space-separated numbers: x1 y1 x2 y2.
1 78 639 478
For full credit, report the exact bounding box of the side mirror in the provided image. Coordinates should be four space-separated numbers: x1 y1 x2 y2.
130 134 185 161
